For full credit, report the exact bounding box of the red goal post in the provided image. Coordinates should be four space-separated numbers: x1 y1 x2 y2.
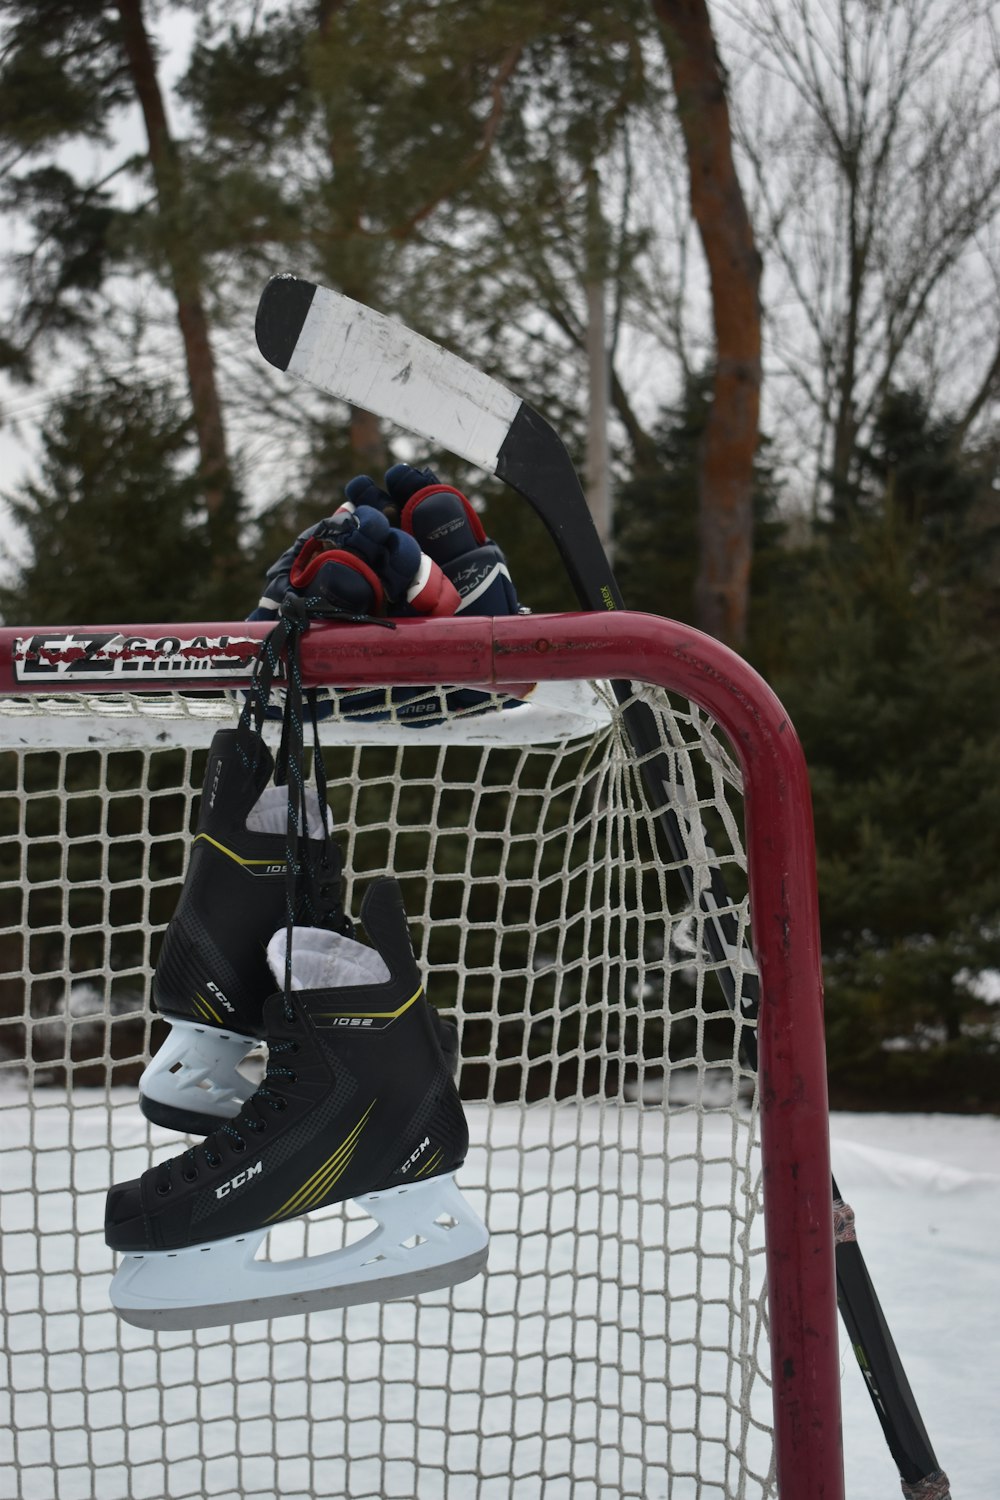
0 608 843 1498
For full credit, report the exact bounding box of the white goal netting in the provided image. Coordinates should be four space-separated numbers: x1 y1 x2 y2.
0 675 776 1500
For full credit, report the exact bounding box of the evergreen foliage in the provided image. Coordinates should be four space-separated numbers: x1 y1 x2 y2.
0 378 240 624
0 741 191 1085
614 374 793 651
764 389 1000 1109
177 0 661 472
0 3 146 365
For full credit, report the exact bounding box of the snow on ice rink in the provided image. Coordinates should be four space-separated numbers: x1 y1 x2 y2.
828 1111 1000 1498
1 1085 998 1500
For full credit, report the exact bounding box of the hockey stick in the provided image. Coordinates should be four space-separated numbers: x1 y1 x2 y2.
254 277 745 981
254 274 950 1497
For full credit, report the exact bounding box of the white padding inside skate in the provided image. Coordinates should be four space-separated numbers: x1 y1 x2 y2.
245 784 333 836
110 1171 489 1330
266 926 391 992
139 1019 259 1117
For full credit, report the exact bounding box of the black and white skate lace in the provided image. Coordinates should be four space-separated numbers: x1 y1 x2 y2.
152 1034 302 1191
237 591 394 1007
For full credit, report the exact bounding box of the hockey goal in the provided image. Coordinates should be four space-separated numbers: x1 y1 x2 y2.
0 611 842 1500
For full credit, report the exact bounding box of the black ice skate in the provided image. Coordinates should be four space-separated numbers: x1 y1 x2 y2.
138 726 351 1137
108 879 487 1330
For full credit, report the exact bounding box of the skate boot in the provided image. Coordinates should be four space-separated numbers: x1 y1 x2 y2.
107 879 487 1330
138 726 351 1137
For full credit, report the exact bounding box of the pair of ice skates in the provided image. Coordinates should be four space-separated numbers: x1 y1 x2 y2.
105 728 487 1330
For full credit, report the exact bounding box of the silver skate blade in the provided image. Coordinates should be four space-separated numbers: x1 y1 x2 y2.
116 1246 489 1331
110 1172 488 1331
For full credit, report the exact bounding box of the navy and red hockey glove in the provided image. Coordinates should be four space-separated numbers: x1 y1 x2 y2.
247 500 459 623
246 464 524 721
343 464 520 617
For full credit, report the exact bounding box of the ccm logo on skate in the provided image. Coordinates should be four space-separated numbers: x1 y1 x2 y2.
216 1161 262 1199
399 1137 431 1175
207 758 223 810
206 981 235 1014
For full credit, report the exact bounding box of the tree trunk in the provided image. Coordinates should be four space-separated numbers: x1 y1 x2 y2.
586 277 613 557
314 0 389 474
653 0 761 649
115 0 235 536
830 156 864 517
585 170 613 558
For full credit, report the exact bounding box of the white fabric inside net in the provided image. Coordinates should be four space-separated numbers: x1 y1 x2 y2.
0 680 774 1500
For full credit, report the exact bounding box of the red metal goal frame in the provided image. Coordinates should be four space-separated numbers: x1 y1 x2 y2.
0 609 844 1498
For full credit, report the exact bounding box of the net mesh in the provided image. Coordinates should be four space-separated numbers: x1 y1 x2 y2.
0 680 775 1500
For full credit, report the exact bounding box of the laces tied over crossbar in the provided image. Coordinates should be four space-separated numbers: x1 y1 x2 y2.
236 593 394 1015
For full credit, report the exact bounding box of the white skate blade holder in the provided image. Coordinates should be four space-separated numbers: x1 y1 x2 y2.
110 1172 488 1330
139 1018 259 1121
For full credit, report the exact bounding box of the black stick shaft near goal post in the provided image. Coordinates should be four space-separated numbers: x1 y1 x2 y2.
254 275 950 1497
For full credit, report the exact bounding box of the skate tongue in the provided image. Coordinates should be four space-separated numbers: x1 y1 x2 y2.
246 784 333 837
267 926 390 992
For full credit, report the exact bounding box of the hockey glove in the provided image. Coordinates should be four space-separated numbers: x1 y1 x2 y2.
246 464 525 723
248 502 459 622
344 464 521 617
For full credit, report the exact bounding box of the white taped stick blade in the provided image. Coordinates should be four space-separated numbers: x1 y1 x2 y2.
256 277 521 472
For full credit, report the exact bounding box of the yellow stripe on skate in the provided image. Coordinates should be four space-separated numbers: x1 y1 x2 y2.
194 833 285 869
312 986 423 1023
413 1149 443 1180
293 1141 361 1213
192 992 223 1024
266 1104 373 1219
264 1100 377 1223
264 1132 359 1223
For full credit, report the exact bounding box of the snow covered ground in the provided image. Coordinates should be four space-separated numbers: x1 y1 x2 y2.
1 1088 997 1500
829 1112 1000 1499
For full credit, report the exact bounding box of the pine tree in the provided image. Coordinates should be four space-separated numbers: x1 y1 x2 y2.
768 389 1000 1108
0 0 239 541
179 0 663 486
0 378 242 624
614 373 789 645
